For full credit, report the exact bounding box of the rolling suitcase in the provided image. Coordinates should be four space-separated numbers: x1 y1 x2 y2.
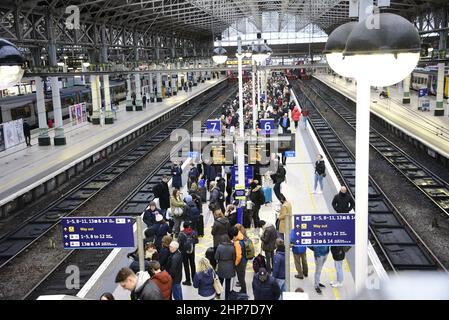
262 187 272 203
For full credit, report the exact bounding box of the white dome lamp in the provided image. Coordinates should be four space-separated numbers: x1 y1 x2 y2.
343 13 421 87
339 13 421 296
323 22 357 78
0 38 26 90
252 33 269 64
264 39 273 57
212 37 228 65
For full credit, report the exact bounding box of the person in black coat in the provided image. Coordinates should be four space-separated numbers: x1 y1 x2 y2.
159 235 172 271
248 181 265 230
23 120 31 146
211 210 230 249
152 214 169 251
166 241 183 300
171 162 183 190
252 268 281 300
214 234 236 300
332 186 355 213
153 176 170 216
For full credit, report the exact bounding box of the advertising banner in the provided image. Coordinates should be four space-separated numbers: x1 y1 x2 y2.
69 103 85 126
0 124 5 152
3 118 24 149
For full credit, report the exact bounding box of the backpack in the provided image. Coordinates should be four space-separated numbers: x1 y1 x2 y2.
183 232 196 254
241 237 255 260
252 253 266 273
218 190 225 202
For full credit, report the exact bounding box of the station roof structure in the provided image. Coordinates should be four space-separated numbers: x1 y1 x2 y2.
1 0 447 40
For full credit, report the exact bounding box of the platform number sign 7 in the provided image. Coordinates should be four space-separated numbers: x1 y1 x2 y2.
206 120 221 135
260 119 275 134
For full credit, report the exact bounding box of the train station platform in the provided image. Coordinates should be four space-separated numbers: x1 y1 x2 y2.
0 77 226 216
74 95 358 300
314 74 449 160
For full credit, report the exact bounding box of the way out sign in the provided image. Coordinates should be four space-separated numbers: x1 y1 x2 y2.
293 214 355 246
61 216 135 249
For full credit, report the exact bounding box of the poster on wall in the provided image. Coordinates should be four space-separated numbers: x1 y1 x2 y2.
0 124 5 152
69 103 85 126
3 118 24 149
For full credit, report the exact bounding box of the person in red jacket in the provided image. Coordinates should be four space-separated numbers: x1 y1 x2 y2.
149 260 173 300
291 105 301 129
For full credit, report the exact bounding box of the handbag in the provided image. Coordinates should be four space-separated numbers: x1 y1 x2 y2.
172 206 184 217
212 271 223 295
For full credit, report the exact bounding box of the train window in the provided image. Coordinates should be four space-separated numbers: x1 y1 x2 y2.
11 104 32 120
62 96 75 107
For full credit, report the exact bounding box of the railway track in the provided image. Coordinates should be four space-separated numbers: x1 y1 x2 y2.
22 87 235 300
0 80 229 270
307 78 449 217
291 80 446 272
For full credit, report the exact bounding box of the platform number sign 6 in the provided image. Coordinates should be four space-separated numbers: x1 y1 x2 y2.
206 120 221 135
260 119 275 134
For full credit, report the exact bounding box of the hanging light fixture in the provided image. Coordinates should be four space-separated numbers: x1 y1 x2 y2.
244 44 253 58
264 39 273 56
0 38 25 90
252 33 269 64
212 37 228 64
323 22 357 78
343 13 421 86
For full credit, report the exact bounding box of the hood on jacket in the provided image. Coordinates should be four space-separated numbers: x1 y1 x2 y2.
339 191 349 198
135 271 151 293
184 195 193 203
152 271 171 284
235 231 244 241
263 222 274 230
183 227 193 235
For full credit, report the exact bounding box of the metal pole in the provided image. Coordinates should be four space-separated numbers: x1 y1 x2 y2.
136 216 145 272
252 59 257 130
285 210 291 293
355 77 370 295
237 36 246 190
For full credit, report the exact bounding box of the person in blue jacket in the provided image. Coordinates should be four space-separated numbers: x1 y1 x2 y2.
272 238 286 298
308 245 330 294
290 229 308 279
193 257 216 300
171 162 183 189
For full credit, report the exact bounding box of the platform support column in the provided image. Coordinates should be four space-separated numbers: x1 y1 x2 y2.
402 74 411 104
90 75 101 125
135 73 143 111
156 72 163 102
257 63 261 113
126 75 133 111
103 75 114 124
252 60 257 130
206 59 211 80
50 77 66 145
149 72 154 102
435 13 447 116
193 60 198 86
171 67 178 96
35 76 51 146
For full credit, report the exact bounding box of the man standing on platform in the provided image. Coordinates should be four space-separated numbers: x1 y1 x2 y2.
153 175 170 217
23 120 31 147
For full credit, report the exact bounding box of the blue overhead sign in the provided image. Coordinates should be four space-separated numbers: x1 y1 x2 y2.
259 119 275 134
284 150 296 157
206 119 221 135
419 88 428 97
61 217 135 249
231 165 253 188
293 214 355 246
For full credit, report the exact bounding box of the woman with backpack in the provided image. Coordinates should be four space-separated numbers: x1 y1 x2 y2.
170 189 185 237
260 220 278 273
178 221 198 286
330 246 350 288
230 226 248 294
209 181 224 213
193 257 216 300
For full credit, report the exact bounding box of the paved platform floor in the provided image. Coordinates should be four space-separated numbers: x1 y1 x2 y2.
0 77 225 205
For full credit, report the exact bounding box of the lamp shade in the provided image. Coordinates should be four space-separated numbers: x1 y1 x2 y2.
0 38 25 90
323 22 357 78
252 43 269 63
343 13 421 86
212 46 228 64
